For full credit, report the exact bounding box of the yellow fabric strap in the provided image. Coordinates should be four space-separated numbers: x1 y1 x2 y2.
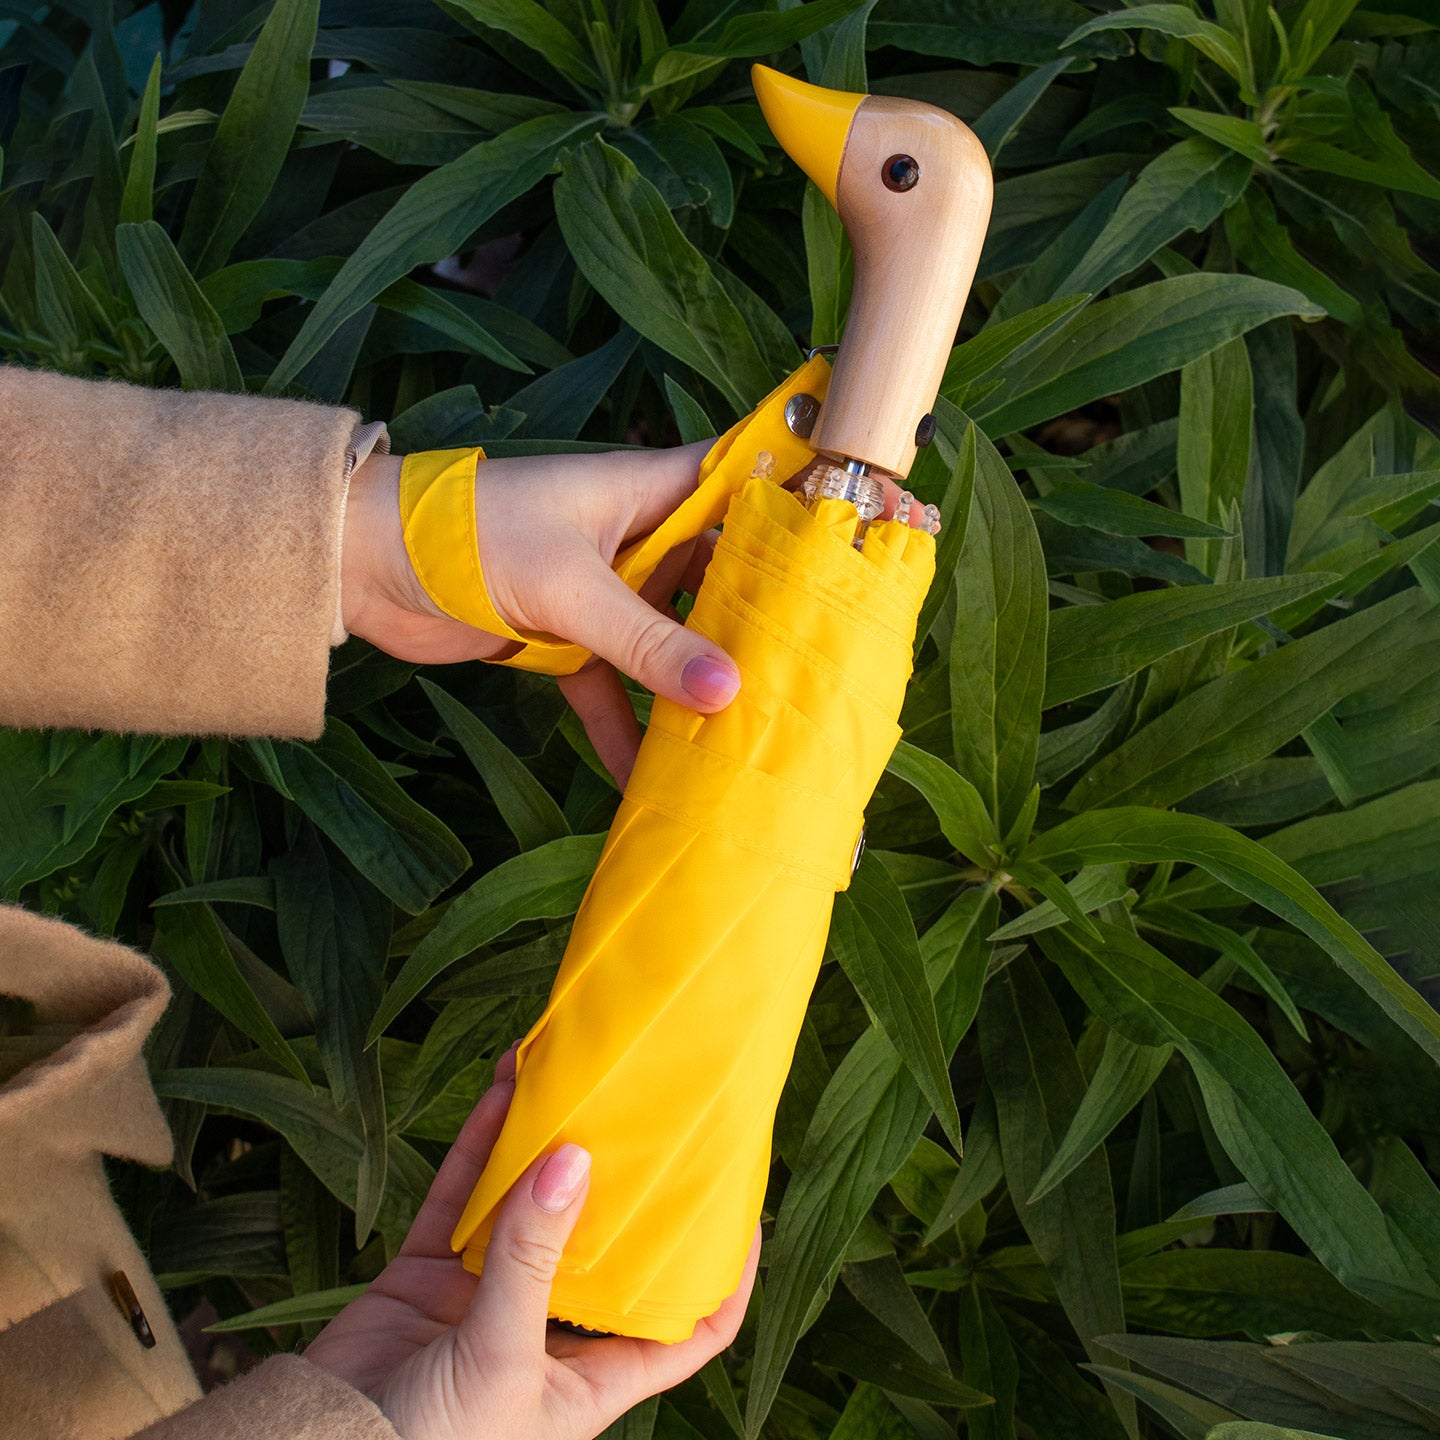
399 357 834 677
398 446 518 637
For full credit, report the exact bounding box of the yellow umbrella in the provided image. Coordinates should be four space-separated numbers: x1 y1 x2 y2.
450 67 990 1342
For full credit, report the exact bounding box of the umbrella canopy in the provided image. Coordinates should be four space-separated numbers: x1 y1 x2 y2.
450 359 936 1341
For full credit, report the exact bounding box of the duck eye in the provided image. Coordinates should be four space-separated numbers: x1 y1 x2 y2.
883 154 920 192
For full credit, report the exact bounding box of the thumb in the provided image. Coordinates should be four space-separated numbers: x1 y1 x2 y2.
562 551 741 713
461 1144 592 1363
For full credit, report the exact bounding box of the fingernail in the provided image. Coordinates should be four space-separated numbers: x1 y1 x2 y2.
682 655 740 707
494 1044 519 1084
532 1144 590 1213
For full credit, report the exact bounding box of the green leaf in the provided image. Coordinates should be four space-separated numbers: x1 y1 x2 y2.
1224 189 1364 328
831 1384 916 1440
869 0 1100 68
663 375 714 445
973 55 1072 163
441 0 598 91
1028 807 1440 1069
509 326 639 437
746 891 997 1437
151 1068 434 1245
1030 1029 1173 1204
206 257 528 370
942 295 1089 406
1064 6 1247 83
958 1286 1019 1440
651 0 870 87
153 876 276 910
1041 922 1439 1311
818 1304 993 1407
1036 682 1134 789
119 53 162 226
1170 1182 1274 1222
1285 0 1362 75
973 275 1322 437
913 399 978 652
804 179 852 351
886 740 999 866
117 222 243 391
1179 338 1253 573
599 1396 659 1440
273 825 391 1242
833 854 961 1149
1067 589 1440 810
1033 481 1234 541
31 216 97 356
922 1087 1003 1244
553 138 776 415
1103 1335 1440 1437
205 1283 368 1332
420 680 569 850
1169 109 1270 165
1206 1426 1346 1440
1063 140 1254 299
991 865 1133 940
253 720 469 914
152 897 308 1084
1045 575 1331 707
1140 901 1308 1040
842 1254 950 1372
150 1191 285 1284
1242 320 1306 579
268 113 601 393
178 0 320 275
979 954 1133 1427
0 735 187 896
950 416 1048 836
1085 1366 1236 1440
1121 1250 1390 1339
1009 1310 1133 1440
370 833 603 1041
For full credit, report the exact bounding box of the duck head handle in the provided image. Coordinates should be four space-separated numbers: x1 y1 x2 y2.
752 65 994 482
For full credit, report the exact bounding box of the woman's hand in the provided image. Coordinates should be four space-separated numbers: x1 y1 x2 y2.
339 445 733 785
305 1049 759 1440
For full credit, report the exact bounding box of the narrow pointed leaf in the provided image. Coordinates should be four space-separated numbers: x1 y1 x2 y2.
370 833 603 1041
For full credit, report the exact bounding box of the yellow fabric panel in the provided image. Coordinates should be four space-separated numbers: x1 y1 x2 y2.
450 376 935 1342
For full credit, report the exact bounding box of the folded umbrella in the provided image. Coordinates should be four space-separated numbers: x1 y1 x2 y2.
451 67 991 1342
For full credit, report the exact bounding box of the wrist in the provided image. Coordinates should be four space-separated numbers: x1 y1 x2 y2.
341 450 405 635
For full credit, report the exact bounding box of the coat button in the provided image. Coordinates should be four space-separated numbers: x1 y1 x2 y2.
110 1270 157 1349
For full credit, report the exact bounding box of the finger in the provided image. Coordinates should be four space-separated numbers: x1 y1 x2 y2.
549 1225 761 1420
399 1073 515 1260
560 549 740 714
461 1144 592 1366
558 660 641 789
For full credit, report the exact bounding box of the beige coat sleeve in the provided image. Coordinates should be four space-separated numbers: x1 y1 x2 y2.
132 1357 400 1440
0 365 361 739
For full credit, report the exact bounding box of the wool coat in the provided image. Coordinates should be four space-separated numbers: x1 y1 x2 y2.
0 365 404 1440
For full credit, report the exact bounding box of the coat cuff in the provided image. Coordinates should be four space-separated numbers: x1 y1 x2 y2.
0 367 361 739
132 1355 400 1440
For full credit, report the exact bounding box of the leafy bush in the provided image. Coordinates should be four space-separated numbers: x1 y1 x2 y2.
3 0 1440 1437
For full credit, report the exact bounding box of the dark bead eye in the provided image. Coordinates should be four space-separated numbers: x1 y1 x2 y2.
883 154 919 192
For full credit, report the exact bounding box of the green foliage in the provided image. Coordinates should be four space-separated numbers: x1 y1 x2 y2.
3 0 1440 1436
